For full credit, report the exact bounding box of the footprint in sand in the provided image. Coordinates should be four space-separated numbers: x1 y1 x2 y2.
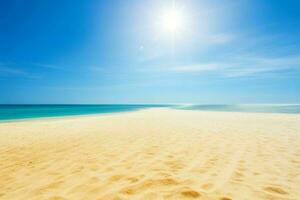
253 172 260 176
109 174 124 182
48 196 67 200
181 190 202 198
120 188 136 195
126 177 140 183
119 177 180 196
201 183 213 190
164 160 185 171
264 186 288 195
233 171 244 181
219 197 232 200
33 181 64 195
88 176 100 183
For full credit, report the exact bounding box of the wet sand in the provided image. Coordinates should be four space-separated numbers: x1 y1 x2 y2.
0 108 299 200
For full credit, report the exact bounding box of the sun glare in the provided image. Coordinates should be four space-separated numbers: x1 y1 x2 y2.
160 7 185 36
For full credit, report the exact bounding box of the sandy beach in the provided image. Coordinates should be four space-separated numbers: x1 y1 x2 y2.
0 108 299 200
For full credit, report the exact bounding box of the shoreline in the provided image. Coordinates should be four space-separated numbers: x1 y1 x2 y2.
0 107 159 123
1 107 300 123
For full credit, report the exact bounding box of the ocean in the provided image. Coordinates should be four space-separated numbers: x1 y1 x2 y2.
0 104 299 121
0 104 167 121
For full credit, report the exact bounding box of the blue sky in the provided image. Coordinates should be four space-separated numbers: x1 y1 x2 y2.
0 0 299 104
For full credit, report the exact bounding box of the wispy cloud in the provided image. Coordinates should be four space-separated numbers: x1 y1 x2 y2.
0 65 27 76
202 33 234 45
169 63 219 72
157 55 300 77
32 63 65 70
224 56 300 77
89 66 134 77
0 64 40 79
89 66 110 73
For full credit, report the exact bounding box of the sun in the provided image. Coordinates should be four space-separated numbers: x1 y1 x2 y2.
160 6 185 35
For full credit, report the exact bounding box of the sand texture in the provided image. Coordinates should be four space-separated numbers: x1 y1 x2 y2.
0 108 300 200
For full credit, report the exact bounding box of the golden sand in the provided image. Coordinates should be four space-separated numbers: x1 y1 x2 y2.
0 108 299 200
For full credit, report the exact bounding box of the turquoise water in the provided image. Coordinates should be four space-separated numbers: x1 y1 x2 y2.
0 104 299 121
0 104 167 121
174 104 300 114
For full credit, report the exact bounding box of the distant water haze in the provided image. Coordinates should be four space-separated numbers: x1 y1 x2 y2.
175 104 300 114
